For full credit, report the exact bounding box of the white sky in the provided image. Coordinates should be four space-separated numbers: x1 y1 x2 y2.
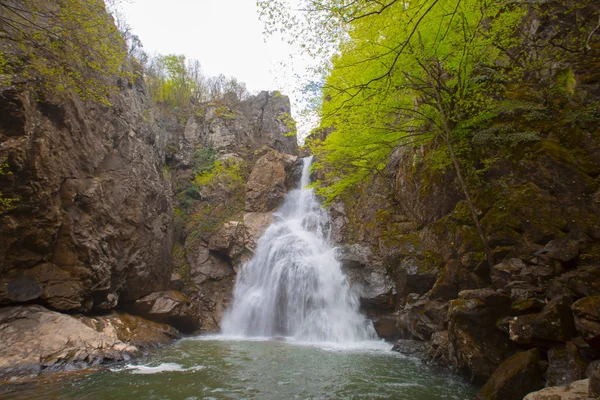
117 0 318 140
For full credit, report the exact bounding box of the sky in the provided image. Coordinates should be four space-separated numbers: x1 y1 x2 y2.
116 0 318 140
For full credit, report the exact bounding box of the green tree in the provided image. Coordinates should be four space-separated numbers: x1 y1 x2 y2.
0 0 127 104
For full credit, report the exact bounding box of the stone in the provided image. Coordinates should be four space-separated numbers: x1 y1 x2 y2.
572 296 600 348
509 295 577 345
535 238 581 263
546 266 600 299
491 258 526 289
396 298 448 341
393 257 438 302
590 371 600 397
209 221 244 261
372 314 400 341
243 212 273 252
245 149 296 212
391 339 427 358
447 289 515 382
186 245 234 285
546 342 589 387
523 379 593 400
427 331 451 365
127 290 200 333
475 349 544 400
0 305 178 378
0 68 174 312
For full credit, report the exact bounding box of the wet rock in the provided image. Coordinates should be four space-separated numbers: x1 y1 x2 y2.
396 298 448 341
245 149 297 212
509 295 576 345
447 289 515 381
339 244 395 314
572 296 600 348
475 349 544 400
427 331 451 365
243 212 273 252
0 305 177 378
546 342 589 387
391 339 427 358
372 314 400 341
127 290 200 333
523 379 592 400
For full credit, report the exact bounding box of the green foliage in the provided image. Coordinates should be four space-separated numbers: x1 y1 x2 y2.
192 147 217 175
0 0 127 104
278 112 298 137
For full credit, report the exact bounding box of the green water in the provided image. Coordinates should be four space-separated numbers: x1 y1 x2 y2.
3 337 477 399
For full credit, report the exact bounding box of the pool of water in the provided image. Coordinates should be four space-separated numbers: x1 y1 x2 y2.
2 336 477 399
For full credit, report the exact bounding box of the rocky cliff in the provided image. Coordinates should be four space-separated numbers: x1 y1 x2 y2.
317 4 600 398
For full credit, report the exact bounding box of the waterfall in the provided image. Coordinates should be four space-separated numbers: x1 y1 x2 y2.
221 156 376 342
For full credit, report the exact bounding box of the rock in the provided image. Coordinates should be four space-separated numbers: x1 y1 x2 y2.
186 245 234 285
546 342 589 387
338 244 395 314
127 290 200 333
447 289 515 382
523 379 592 400
587 360 600 378
393 257 438 303
245 149 295 212
492 258 527 289
509 295 576 345
0 305 178 378
373 314 400 341
572 296 600 348
391 339 428 358
396 298 448 341
427 331 451 365
243 212 273 252
590 371 600 397
209 221 244 260
547 266 600 299
0 68 173 312
475 349 544 400
535 238 581 263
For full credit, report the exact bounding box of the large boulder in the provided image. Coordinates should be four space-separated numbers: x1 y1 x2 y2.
475 349 544 400
546 342 589 387
0 305 178 378
186 244 234 285
509 295 576 345
447 289 515 381
572 296 600 348
243 212 273 252
523 379 592 400
126 290 200 333
245 149 297 212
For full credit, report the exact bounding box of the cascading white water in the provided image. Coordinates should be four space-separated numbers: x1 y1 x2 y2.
221 156 376 342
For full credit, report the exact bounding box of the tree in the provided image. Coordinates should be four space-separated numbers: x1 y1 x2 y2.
260 0 599 267
0 0 128 104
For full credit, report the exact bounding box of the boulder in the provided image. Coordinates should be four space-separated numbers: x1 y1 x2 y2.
393 257 438 302
447 289 515 381
391 339 428 358
186 245 234 285
209 221 244 260
243 212 273 252
523 379 592 400
546 266 600 299
372 314 401 341
396 297 448 341
427 331 451 365
245 149 297 212
509 295 576 345
546 342 589 387
475 349 544 400
590 370 600 397
0 305 178 378
572 296 600 348
127 290 200 333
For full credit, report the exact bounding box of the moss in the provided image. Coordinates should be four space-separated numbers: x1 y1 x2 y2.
172 243 191 283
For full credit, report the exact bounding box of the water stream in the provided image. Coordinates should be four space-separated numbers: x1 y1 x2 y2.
1 156 478 399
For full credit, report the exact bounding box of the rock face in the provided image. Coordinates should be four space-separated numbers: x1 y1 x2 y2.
523 379 593 400
475 349 544 400
0 305 179 378
0 72 173 312
125 290 200 334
